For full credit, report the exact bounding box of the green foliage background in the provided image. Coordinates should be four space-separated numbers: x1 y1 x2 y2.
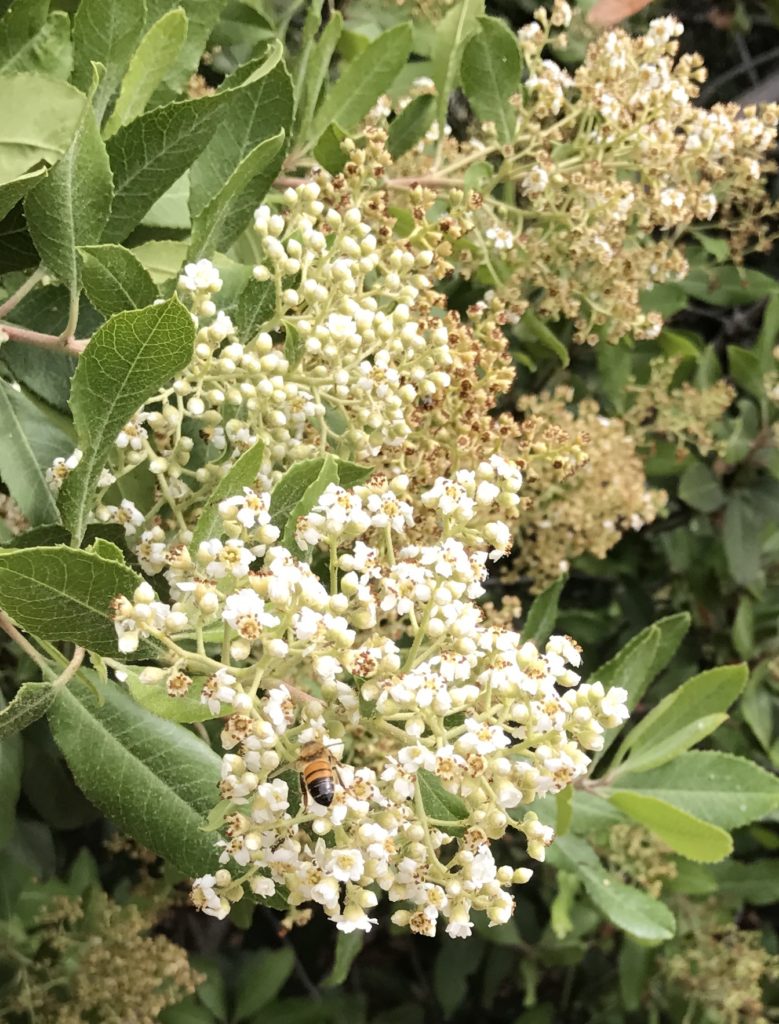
0 0 778 1022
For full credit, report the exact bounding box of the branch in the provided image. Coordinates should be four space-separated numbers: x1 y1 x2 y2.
0 320 88 355
0 610 53 675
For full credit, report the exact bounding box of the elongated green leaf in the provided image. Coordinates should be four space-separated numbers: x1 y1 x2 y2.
282 454 339 553
523 575 565 647
0 681 55 738
233 947 295 1022
132 238 187 283
613 664 747 773
190 440 266 550
189 49 293 220
312 22 411 138
609 792 732 863
234 277 276 338
723 492 763 587
269 457 329 533
126 671 213 724
0 1 71 78
615 713 729 776
323 932 364 989
25 91 113 290
0 166 46 220
417 768 469 825
71 0 145 117
522 309 570 367
590 612 690 767
145 0 228 93
103 7 188 137
48 674 221 876
709 858 779 906
461 16 520 145
0 690 22 849
189 129 285 258
0 545 146 655
614 751 779 830
387 93 436 159
550 834 675 942
0 378 68 525
431 0 484 138
58 298 195 543
295 10 342 143
678 460 725 513
104 92 226 242
78 243 157 315
0 72 85 182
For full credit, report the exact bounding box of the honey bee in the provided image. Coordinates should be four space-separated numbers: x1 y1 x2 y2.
298 741 343 808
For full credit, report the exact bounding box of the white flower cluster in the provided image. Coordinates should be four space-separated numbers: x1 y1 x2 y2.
113 465 629 938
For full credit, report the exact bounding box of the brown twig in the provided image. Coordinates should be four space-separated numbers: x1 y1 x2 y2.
0 320 88 355
53 646 85 688
0 268 44 319
0 610 52 674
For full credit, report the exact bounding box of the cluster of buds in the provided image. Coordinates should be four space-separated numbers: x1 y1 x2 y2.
112 466 629 937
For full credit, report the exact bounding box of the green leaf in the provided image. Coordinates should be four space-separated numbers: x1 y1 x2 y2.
269 457 330 534
189 50 293 223
616 713 729 776
0 2 71 78
0 690 22 849
431 0 484 139
523 575 565 647
233 946 295 1022
78 243 158 315
189 129 285 258
313 122 348 176
613 664 748 774
234 276 276 338
555 785 572 836
59 297 195 543
590 612 690 767
756 291 779 369
88 537 124 563
281 454 340 553
550 834 675 942
142 170 190 229
71 0 146 118
618 939 652 1013
731 595 754 662
323 931 364 988
283 321 303 369
312 22 412 138
709 858 779 906
190 440 265 550
295 10 342 144
24 89 113 290
126 671 213 723
0 545 148 656
131 238 187 284
103 7 188 137
678 460 725 513
723 492 763 586
0 378 68 525
608 792 733 863
417 767 469 830
0 166 46 220
521 309 570 367
48 674 221 876
0 72 86 183
0 681 55 738
387 93 436 159
145 0 228 95
104 92 227 242
613 751 779 830
727 345 767 400
461 16 520 145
